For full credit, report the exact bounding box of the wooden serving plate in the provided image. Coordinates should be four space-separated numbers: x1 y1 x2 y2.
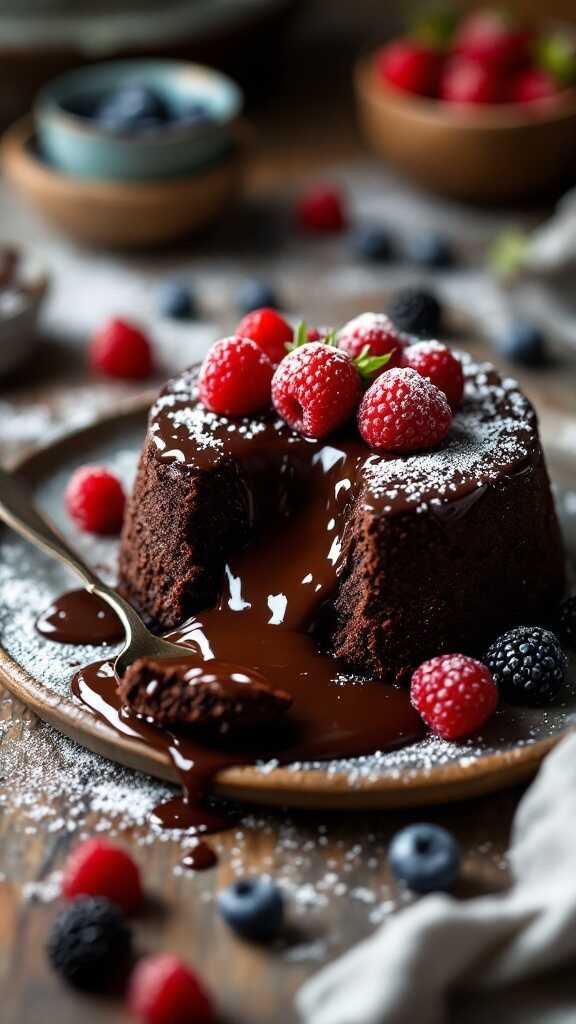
0 400 574 810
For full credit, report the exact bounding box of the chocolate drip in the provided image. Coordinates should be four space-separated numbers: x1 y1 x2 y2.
36 589 123 645
180 843 218 872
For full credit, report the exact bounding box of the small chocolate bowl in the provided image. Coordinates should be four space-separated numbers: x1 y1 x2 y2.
355 54 576 204
35 59 243 183
0 246 49 377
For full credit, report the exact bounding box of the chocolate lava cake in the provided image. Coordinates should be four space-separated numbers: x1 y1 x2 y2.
118 353 565 685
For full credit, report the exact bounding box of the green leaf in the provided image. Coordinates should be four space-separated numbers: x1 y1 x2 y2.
354 346 395 380
286 320 309 353
410 5 458 50
286 323 338 353
537 32 576 86
488 228 530 279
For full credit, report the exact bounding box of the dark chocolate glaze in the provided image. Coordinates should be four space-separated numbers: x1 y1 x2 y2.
36 589 123 645
148 356 538 517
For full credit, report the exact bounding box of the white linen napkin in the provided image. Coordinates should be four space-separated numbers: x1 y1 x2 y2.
297 731 576 1024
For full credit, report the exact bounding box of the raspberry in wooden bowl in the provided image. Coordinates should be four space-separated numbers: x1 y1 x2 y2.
354 8 576 203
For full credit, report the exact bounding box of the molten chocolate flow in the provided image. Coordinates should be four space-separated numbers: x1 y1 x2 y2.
36 589 123 645
71 362 540 833
71 408 427 831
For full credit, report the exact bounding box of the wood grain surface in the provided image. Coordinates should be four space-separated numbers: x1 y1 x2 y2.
1 9 575 1023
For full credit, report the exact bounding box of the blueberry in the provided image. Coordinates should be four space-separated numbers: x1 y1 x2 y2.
97 85 168 134
158 280 197 320
218 876 284 941
350 225 393 262
389 823 461 894
47 896 132 991
407 231 454 269
499 322 547 367
236 279 279 315
178 100 213 126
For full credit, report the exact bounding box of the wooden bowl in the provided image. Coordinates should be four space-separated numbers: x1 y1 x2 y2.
355 54 576 203
2 117 245 248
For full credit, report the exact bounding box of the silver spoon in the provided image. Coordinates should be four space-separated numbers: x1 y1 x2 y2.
0 465 190 677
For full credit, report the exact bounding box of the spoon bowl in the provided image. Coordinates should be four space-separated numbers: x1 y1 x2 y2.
0 464 191 677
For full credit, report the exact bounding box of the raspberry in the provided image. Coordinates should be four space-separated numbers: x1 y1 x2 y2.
306 325 333 342
358 367 452 452
62 839 143 914
510 68 558 104
411 654 498 740
440 58 505 104
272 342 361 439
65 465 125 535
90 318 153 379
454 10 532 70
47 897 132 992
295 184 347 233
402 341 464 410
485 626 568 706
128 954 214 1024
198 335 274 416
375 39 443 97
338 313 404 370
235 308 293 364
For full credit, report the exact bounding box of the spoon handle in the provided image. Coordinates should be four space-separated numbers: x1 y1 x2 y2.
0 464 143 642
0 465 103 590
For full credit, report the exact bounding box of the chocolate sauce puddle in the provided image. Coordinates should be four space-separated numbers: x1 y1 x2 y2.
36 589 123 645
55 363 544 840
70 420 425 835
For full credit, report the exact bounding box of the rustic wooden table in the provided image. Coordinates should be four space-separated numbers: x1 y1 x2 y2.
1 22 575 1024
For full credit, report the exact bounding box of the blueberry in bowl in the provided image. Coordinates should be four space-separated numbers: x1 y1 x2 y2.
36 59 243 183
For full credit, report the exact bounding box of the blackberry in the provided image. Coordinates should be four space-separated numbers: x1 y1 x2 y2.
485 626 568 706
387 286 442 338
558 595 576 650
47 896 132 991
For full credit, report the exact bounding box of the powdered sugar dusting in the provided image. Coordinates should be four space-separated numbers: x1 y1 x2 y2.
362 354 534 510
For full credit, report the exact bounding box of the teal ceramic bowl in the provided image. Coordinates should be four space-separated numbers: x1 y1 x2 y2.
35 60 243 183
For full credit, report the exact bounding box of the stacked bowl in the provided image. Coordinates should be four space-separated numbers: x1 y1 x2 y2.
3 60 246 247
